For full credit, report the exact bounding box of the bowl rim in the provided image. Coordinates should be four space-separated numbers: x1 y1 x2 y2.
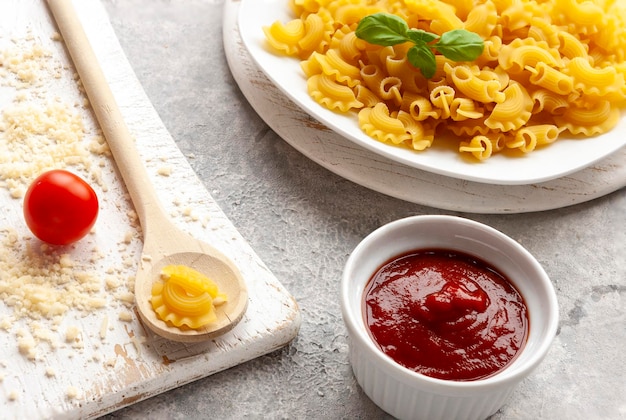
341 214 559 392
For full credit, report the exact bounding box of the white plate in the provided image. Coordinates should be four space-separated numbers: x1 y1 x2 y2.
238 0 626 185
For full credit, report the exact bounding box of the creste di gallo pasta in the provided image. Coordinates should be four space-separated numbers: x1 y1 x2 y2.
263 0 626 161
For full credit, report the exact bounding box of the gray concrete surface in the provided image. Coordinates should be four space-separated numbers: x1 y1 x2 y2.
99 1 626 419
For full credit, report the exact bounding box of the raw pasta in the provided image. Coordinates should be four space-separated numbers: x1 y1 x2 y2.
263 0 626 161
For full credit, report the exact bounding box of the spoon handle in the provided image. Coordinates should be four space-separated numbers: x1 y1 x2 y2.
46 0 165 230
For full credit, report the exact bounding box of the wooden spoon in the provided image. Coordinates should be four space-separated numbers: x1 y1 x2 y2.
47 0 248 342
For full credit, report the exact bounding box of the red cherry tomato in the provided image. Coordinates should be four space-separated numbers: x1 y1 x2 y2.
23 169 99 245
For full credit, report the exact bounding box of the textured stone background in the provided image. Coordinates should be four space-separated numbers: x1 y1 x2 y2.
100 1 626 418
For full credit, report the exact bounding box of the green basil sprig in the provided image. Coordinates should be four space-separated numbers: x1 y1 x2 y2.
355 13 484 78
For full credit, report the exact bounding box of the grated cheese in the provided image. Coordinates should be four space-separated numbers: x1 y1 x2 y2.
16 329 37 360
99 316 108 340
65 326 81 343
123 231 134 244
0 34 111 198
8 390 19 401
157 166 172 176
65 386 80 400
0 34 148 413
0 233 108 320
0 24 214 409
118 310 133 322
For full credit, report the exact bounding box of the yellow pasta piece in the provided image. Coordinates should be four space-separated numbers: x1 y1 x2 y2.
292 0 323 14
379 76 403 106
363 46 387 70
528 18 561 48
554 0 604 26
485 81 533 131
566 57 625 99
263 19 305 56
555 100 621 136
507 125 561 153
298 12 332 55
503 133 526 151
301 49 362 87
448 116 493 136
405 0 463 32
526 62 574 96
445 63 506 103
464 0 498 38
589 7 626 61
151 265 227 330
355 84 382 107
459 135 495 160
361 63 385 94
498 38 562 74
403 92 442 121
518 124 562 148
359 102 411 145
307 73 364 112
530 88 570 115
430 85 456 119
329 25 366 62
475 35 502 67
503 0 548 33
441 0 473 20
397 111 433 150
557 31 589 61
433 54 456 80
450 97 484 121
385 54 427 94
331 3 384 25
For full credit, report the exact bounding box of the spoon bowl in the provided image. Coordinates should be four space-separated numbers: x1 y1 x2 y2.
135 233 248 342
48 0 248 342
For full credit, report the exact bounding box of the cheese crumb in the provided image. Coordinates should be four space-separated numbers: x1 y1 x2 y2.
99 316 108 340
123 231 134 244
17 333 37 360
105 275 121 290
118 311 133 322
0 316 13 331
8 390 19 401
157 166 172 176
115 291 135 306
66 386 80 400
65 326 80 343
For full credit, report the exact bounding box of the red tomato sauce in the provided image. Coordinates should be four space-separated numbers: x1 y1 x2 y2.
363 249 529 381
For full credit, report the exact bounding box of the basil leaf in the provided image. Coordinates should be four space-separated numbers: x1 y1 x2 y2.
355 13 410 46
355 13 485 78
407 45 437 79
406 29 439 45
435 29 484 62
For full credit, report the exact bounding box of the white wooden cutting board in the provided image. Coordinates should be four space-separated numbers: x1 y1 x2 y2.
0 1 300 419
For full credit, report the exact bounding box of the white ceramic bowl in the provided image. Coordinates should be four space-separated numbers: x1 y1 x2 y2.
341 215 559 420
